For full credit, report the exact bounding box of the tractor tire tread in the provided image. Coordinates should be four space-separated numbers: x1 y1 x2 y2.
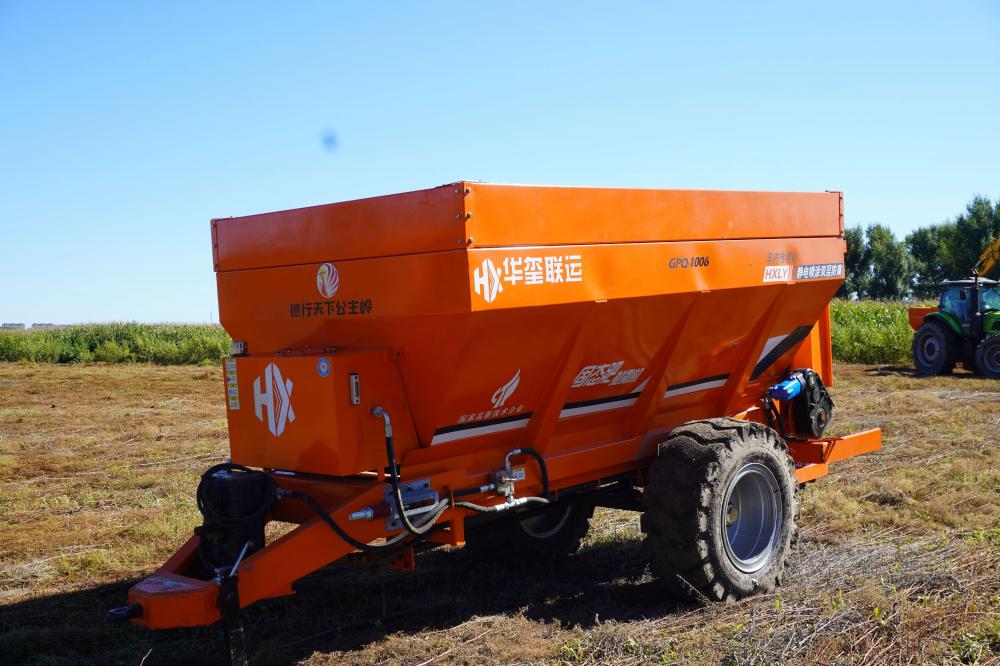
641 418 798 602
913 320 959 376
975 335 1000 379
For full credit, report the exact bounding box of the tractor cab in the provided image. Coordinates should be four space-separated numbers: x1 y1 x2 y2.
981 284 1000 313
938 278 1000 335
939 283 972 332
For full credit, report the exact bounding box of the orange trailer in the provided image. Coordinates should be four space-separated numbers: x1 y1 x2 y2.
110 183 881 663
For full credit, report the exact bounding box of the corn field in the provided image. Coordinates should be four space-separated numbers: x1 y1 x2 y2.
0 302 920 366
0 323 230 365
829 299 918 365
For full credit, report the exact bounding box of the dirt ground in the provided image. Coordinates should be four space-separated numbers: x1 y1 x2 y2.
0 363 998 665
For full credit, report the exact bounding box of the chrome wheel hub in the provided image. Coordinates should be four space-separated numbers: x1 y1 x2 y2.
721 463 783 573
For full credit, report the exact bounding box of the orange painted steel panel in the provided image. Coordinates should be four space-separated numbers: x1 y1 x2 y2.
127 183 880 630
465 184 842 246
825 428 882 463
212 183 841 273
909 306 937 331
210 180 857 497
794 463 829 483
786 428 882 465
224 351 417 476
213 184 466 271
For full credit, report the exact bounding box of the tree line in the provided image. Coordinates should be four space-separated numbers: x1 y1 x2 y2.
839 195 1000 299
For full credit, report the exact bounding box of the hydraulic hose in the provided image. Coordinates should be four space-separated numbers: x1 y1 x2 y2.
453 447 552 513
196 463 276 528
762 396 786 439
280 406 446 551
195 463 277 571
453 483 495 498
372 407 442 536
505 447 550 498
281 488 448 552
455 496 550 513
288 410 557 550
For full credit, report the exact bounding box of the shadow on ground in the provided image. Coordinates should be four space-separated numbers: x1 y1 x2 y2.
863 364 982 378
864 364 917 376
0 536 691 665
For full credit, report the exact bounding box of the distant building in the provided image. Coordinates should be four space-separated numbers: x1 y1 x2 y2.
31 323 58 329
1 323 26 330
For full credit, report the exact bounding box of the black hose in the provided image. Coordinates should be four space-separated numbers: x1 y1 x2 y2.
763 396 786 439
453 484 493 498
511 447 549 498
195 463 277 571
196 463 276 528
196 462 442 558
382 433 441 537
280 489 432 552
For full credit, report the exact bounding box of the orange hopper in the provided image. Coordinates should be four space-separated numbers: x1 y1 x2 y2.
111 183 881 663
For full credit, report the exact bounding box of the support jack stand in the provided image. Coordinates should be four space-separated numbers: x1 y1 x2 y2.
216 542 252 666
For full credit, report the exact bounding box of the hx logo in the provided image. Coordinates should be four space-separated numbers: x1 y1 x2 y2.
473 258 504 303
254 363 295 437
491 369 520 408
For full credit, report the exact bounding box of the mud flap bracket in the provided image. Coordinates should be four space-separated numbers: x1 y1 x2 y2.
788 428 882 483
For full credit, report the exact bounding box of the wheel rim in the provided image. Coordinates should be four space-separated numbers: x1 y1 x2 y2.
520 504 573 539
919 335 940 364
721 463 783 573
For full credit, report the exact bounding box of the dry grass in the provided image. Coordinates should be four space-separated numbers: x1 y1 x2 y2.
0 362 998 665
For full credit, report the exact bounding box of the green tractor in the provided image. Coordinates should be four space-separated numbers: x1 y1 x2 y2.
911 236 1000 378
911 278 1000 377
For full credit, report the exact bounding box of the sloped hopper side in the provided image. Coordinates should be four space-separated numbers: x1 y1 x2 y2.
213 183 845 478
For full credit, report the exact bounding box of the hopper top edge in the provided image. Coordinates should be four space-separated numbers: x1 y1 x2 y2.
213 182 843 272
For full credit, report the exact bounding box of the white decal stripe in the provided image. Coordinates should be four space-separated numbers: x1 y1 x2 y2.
559 396 639 418
430 417 530 445
757 332 790 364
663 378 728 398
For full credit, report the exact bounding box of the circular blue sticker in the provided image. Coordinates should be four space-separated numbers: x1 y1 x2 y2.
316 357 331 378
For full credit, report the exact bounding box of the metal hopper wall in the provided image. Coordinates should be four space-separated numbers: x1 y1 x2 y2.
214 184 846 473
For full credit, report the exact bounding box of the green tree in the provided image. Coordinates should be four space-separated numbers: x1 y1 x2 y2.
864 224 911 299
838 225 870 298
906 196 1000 291
906 225 953 298
951 195 1000 278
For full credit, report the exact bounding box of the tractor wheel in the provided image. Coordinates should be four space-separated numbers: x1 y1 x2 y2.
464 501 593 564
912 320 958 376
975 336 1000 379
641 418 798 602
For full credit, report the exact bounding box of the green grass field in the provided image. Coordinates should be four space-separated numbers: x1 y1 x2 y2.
0 362 997 664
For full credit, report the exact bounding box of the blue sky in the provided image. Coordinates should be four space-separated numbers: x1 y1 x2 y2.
1 1 998 323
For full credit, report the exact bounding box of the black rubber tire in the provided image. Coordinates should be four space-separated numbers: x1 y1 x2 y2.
464 502 594 564
912 320 958 376
975 336 1000 379
641 418 799 602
